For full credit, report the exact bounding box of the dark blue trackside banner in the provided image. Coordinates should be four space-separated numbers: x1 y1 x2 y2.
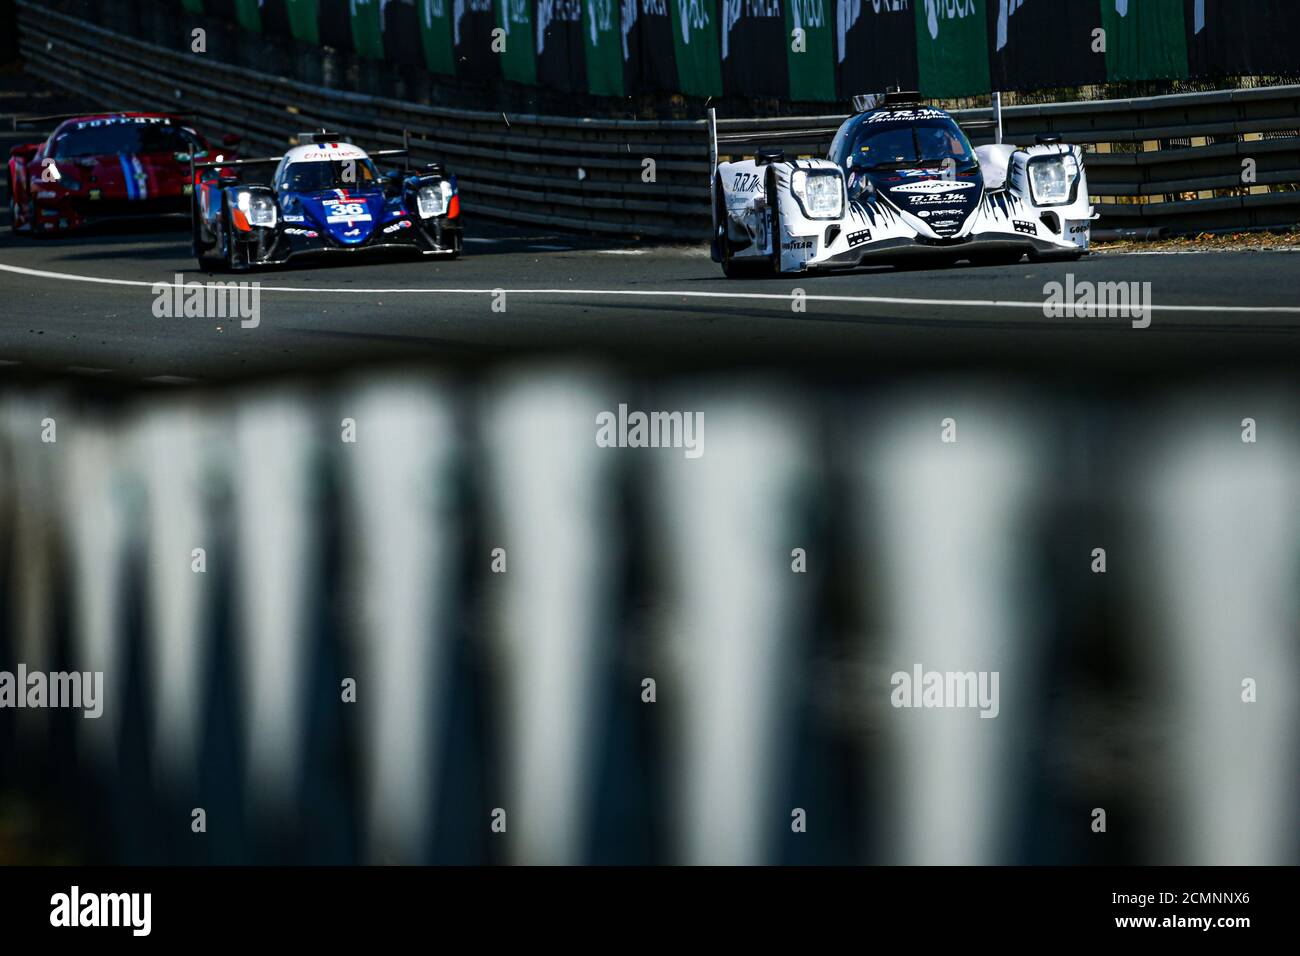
988 0 1105 92
623 0 678 95
1185 0 1300 78
452 0 502 81
536 0 587 92
721 0 790 98
384 0 425 68
836 0 918 102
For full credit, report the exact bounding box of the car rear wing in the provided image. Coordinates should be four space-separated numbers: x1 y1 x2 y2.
10 110 135 131
190 148 409 175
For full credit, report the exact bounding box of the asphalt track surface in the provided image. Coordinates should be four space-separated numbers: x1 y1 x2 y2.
2 73 1299 384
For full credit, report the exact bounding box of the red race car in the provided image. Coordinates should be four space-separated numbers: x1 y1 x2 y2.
8 112 240 236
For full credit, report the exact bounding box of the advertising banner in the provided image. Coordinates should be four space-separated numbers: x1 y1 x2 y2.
836 0 918 102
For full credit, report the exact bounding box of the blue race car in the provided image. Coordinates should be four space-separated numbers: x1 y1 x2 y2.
191 131 461 271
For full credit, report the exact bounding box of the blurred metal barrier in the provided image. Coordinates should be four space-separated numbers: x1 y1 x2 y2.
14 1 1300 239
1 372 1297 865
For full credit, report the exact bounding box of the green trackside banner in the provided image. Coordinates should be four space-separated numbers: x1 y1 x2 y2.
915 0 990 98
286 0 320 44
233 0 262 31
672 0 722 97
350 0 386 59
583 0 623 96
787 0 834 102
419 0 456 74
497 0 538 85
1100 0 1188 82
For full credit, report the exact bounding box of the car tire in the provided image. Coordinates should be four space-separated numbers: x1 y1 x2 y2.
714 178 771 280
27 200 51 239
198 208 229 272
195 199 224 271
968 250 1025 267
4 169 20 234
219 200 250 273
767 167 784 276
719 225 771 279
1029 249 1084 263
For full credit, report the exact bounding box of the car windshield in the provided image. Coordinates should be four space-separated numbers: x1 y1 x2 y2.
51 120 200 158
835 116 976 171
280 159 380 191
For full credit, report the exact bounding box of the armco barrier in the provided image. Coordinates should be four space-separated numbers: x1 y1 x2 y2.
13 1 1300 238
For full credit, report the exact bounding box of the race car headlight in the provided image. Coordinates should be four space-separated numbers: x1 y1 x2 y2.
1028 156 1077 207
790 169 844 220
236 190 277 228
417 181 453 219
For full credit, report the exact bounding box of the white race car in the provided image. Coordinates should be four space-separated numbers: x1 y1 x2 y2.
710 92 1096 278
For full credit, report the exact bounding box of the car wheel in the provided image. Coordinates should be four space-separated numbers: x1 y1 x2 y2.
767 168 785 275
1029 249 1084 263
968 250 1025 267
198 209 228 271
219 201 249 272
714 180 771 280
195 200 223 270
196 229 224 271
719 224 770 279
27 201 51 239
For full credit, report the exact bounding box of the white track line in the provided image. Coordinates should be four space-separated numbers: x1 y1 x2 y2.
2 261 1299 314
